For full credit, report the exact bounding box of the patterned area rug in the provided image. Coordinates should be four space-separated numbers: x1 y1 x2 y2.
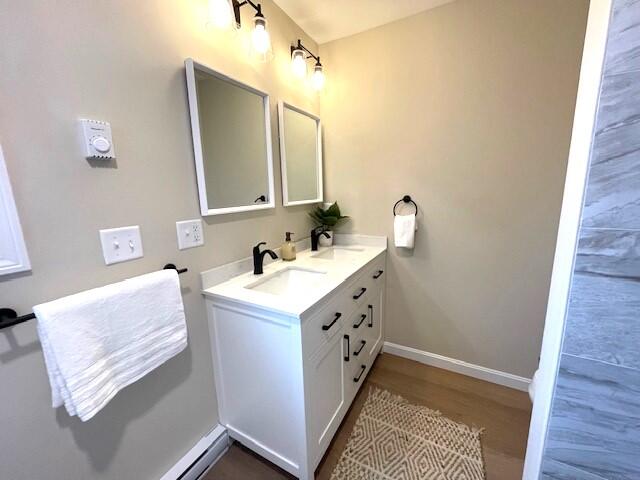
330 388 485 479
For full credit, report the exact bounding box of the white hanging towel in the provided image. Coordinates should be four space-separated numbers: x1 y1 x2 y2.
34 269 187 422
394 214 417 249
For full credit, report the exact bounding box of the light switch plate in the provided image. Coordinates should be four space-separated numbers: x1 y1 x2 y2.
99 226 143 265
176 219 204 250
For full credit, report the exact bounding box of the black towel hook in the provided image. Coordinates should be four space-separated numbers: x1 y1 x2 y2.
0 309 36 330
163 263 188 274
393 195 418 216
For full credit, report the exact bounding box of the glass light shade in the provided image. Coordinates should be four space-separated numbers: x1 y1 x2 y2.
311 64 325 90
251 17 271 55
291 49 307 78
208 0 233 28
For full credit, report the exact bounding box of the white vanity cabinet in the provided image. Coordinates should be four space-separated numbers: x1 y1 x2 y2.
203 245 386 480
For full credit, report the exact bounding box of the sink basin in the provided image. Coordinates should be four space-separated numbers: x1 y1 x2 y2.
245 267 328 296
311 247 365 261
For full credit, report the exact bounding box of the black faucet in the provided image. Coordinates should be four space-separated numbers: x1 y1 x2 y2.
310 227 330 251
253 242 278 275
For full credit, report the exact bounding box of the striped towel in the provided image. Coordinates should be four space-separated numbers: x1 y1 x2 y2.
34 270 187 421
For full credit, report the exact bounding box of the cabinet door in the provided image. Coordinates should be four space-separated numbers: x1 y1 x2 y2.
365 288 384 356
307 333 346 458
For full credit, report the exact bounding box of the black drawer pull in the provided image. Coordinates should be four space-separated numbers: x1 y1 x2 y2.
354 340 366 356
322 312 342 331
344 334 350 361
353 287 367 300
353 314 366 328
353 365 366 382
368 304 373 328
373 270 384 279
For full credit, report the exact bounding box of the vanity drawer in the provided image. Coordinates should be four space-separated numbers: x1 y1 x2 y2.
347 274 374 310
350 335 368 363
345 255 385 309
345 341 372 404
349 303 369 333
368 255 386 287
343 308 367 353
303 290 354 356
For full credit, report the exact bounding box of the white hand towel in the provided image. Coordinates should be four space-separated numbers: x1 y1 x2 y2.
34 269 187 421
394 214 417 249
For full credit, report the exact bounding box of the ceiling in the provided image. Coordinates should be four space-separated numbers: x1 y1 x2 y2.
273 0 456 44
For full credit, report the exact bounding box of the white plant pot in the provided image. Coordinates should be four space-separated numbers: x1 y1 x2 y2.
319 230 334 247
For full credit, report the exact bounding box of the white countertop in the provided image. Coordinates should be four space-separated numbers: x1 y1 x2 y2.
201 234 386 318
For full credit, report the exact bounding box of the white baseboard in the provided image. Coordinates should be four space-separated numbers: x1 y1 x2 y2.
160 424 228 480
382 342 531 392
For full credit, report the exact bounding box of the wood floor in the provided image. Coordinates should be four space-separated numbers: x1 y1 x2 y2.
205 353 532 480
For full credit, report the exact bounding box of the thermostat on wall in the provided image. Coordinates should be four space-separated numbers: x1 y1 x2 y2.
79 119 115 159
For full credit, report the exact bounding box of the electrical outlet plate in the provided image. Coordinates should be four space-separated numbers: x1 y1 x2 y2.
99 226 143 265
176 219 204 250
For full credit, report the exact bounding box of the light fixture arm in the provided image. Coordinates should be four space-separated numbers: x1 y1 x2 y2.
232 0 263 28
291 39 321 66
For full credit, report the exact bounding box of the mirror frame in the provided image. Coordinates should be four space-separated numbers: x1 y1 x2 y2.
0 145 30 276
185 58 275 216
277 101 323 207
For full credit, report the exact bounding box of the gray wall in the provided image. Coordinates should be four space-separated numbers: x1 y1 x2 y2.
0 1 318 479
541 1 640 478
319 0 589 378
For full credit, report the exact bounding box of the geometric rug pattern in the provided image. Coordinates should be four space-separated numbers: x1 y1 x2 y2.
330 388 485 480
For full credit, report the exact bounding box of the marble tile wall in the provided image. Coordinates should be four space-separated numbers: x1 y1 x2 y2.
541 0 640 478
541 458 608 480
602 0 640 75
563 230 640 369
582 72 640 229
544 355 640 479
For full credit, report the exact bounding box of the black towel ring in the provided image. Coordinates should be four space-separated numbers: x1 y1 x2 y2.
393 195 418 216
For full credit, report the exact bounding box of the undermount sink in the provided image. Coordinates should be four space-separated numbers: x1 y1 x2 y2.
311 246 365 261
245 267 328 296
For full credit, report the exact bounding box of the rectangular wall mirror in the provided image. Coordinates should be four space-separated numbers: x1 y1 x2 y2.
277 101 323 206
185 58 275 216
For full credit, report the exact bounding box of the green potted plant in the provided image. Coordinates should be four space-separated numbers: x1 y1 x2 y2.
308 202 349 247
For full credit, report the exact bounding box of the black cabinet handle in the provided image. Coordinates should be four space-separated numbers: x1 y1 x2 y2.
322 312 341 331
344 335 350 361
368 304 373 328
353 365 366 382
353 314 366 328
353 287 367 300
354 340 366 356
373 270 384 279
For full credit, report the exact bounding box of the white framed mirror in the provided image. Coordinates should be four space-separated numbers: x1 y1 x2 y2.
185 58 275 216
277 101 323 206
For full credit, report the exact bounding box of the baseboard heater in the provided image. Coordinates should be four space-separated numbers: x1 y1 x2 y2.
160 425 229 480
177 442 221 480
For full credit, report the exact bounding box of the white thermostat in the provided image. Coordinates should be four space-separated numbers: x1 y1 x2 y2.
79 119 115 159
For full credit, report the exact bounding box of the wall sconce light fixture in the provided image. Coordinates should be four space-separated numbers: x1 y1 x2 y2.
291 47 307 78
290 39 325 90
208 0 272 57
235 1 271 55
208 0 234 28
